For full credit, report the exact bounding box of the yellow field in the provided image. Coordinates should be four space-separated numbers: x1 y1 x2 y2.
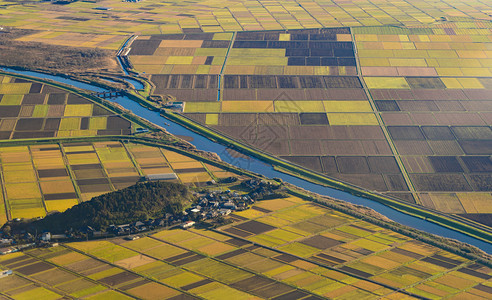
275 101 325 113
222 101 274 113
0 83 31 94
323 101 373 112
364 77 410 89
45 199 79 212
327 113 379 125
5 182 41 199
59 118 81 130
184 102 221 113
64 104 93 117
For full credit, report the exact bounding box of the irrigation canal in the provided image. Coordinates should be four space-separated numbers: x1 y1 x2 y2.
2 67 492 254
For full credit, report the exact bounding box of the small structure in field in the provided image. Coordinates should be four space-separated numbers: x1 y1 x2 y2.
181 221 195 229
145 173 178 181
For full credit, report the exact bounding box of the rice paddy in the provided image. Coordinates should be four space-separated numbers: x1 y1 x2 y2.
1 1 492 297
0 76 132 139
134 22 492 225
1 193 491 299
0 141 240 223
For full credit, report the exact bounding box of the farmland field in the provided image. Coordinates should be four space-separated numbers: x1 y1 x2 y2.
0 141 244 223
1 194 491 299
0 75 132 138
1 0 492 298
0 0 491 225
126 22 492 228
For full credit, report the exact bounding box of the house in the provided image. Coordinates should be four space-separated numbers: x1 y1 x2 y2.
40 232 51 242
145 173 178 181
0 270 12 278
181 221 195 229
0 247 13 255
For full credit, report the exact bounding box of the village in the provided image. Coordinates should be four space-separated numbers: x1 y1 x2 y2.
0 178 286 254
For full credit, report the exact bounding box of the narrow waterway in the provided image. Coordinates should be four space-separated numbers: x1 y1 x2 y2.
3 67 492 253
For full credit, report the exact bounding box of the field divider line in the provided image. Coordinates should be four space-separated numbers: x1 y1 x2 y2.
10 270 75 299
0 291 13 300
58 142 83 204
350 28 421 205
210 228 429 299
0 157 11 222
218 31 236 102
163 110 492 242
121 142 144 177
145 235 319 298
27 145 48 215
292 0 324 28
20 250 104 299
91 143 116 193
61 243 198 299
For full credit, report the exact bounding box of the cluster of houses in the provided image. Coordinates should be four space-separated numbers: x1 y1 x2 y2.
0 178 285 250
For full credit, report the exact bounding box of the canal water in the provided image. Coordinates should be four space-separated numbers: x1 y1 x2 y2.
3 67 491 253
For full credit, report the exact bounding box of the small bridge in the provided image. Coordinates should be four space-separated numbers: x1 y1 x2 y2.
91 90 125 99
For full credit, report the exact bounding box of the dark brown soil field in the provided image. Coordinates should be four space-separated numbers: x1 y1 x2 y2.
300 235 342 249
367 156 400 173
397 100 439 111
428 156 464 173
410 174 472 191
394 141 433 155
74 169 105 179
258 89 306 101
461 156 492 173
421 126 456 140
336 156 370 174
333 174 388 191
48 93 67 105
452 126 492 140
249 139 290 155
374 100 400 111
129 40 161 55
78 184 112 193
388 126 425 140
281 156 323 172
428 140 464 155
15 261 54 276
223 227 252 237
234 220 276 235
258 113 300 125
219 113 256 126
385 174 409 191
319 140 365 155
230 276 275 291
12 131 55 138
223 89 256 100
320 156 338 173
44 193 78 200
299 113 329 125
406 77 446 89
14 118 44 131
22 94 44 105
250 282 294 298
99 272 141 286
290 140 322 155
467 174 492 191
459 140 492 155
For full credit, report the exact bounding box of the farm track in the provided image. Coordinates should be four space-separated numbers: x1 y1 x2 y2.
350 28 421 205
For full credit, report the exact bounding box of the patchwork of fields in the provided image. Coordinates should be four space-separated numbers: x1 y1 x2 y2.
0 141 240 223
1 195 491 299
1 0 492 38
0 75 131 138
128 24 492 228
